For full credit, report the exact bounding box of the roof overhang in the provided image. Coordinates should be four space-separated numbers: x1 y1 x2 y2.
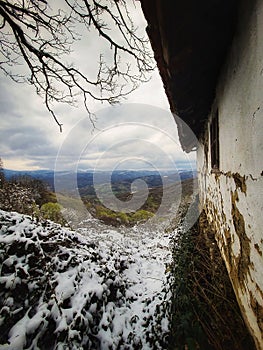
140 0 238 151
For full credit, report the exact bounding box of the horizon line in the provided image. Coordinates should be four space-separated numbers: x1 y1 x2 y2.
4 166 197 173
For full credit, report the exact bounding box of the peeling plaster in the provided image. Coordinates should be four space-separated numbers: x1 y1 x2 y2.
231 189 251 290
232 173 247 194
198 159 263 349
152 0 263 346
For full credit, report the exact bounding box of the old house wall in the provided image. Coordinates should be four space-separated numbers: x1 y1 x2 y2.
197 0 263 348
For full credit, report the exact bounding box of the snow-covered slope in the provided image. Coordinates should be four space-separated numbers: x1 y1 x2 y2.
0 210 172 349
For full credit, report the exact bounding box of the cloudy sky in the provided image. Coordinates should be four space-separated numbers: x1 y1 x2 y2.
0 1 196 172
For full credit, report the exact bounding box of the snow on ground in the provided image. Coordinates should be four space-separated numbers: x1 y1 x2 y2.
0 210 173 349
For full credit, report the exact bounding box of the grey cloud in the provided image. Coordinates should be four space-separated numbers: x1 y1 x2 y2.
0 3 196 172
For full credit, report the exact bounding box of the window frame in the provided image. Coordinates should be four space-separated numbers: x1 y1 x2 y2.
210 109 220 171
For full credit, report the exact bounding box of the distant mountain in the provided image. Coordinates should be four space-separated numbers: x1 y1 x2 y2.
4 168 197 192
4 169 55 188
4 169 54 178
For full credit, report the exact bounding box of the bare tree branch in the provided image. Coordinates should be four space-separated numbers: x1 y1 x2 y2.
0 0 154 130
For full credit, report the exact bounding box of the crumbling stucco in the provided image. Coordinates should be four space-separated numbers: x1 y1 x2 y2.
197 1 263 347
231 189 251 290
198 169 263 349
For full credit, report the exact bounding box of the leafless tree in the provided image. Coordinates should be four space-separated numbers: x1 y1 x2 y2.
0 0 154 130
0 157 4 188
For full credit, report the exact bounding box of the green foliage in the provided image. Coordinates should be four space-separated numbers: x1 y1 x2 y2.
117 212 130 224
170 213 256 350
93 205 154 226
129 209 154 224
40 202 66 226
94 206 127 226
170 223 210 350
81 185 162 227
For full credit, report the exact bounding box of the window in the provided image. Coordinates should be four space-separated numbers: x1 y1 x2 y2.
210 109 219 170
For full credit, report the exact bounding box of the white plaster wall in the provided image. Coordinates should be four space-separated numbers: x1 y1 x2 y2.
197 0 263 348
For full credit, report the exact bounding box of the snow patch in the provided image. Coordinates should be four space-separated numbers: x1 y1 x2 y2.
0 210 173 349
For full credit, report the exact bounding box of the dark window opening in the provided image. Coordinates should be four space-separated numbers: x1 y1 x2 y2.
210 109 219 170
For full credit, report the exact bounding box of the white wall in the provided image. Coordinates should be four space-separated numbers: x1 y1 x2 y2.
197 0 263 348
